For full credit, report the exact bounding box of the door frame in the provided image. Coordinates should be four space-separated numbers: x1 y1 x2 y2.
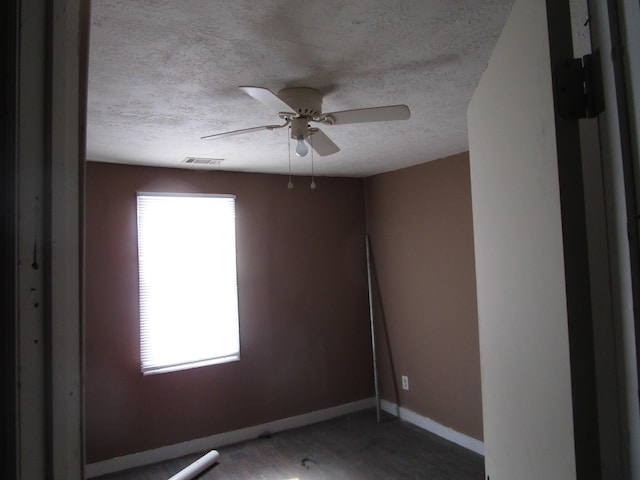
588 0 640 478
12 0 88 478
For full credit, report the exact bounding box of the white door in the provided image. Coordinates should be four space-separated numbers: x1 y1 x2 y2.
468 0 599 478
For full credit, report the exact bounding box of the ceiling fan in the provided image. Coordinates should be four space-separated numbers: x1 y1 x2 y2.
201 86 411 157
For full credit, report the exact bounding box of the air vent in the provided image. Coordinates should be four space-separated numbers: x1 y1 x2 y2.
182 157 224 165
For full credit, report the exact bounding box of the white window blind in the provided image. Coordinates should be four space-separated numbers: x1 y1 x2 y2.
137 193 240 375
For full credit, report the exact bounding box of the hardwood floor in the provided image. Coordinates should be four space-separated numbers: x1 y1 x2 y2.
94 409 484 479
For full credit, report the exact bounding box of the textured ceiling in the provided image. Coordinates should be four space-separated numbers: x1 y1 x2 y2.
87 0 514 177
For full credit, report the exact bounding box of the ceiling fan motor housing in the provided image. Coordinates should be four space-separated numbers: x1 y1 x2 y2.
278 87 323 118
290 117 310 140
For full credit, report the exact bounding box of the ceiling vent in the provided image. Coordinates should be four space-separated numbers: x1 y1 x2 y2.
182 157 224 165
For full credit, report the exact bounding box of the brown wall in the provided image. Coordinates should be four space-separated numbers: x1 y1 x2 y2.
85 162 373 462
364 152 483 440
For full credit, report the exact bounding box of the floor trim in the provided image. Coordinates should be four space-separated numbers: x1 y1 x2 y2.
380 399 485 455
86 397 484 477
85 398 375 478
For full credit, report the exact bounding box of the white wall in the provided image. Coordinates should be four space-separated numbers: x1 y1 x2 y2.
468 0 577 478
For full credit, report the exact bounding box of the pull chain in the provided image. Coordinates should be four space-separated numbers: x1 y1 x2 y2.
287 127 293 189
310 134 316 189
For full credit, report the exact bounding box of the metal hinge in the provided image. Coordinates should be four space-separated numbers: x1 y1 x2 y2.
555 51 604 119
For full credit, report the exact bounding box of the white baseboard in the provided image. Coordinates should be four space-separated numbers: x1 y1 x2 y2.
380 399 484 456
85 397 375 478
86 397 483 477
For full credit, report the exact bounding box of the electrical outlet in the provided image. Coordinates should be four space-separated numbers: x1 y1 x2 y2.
401 375 409 390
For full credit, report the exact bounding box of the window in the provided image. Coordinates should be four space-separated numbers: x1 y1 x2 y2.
136 193 240 375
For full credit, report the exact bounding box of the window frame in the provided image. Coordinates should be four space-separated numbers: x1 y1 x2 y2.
136 192 241 376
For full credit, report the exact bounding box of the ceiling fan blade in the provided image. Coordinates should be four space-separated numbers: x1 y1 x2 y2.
324 104 410 125
200 124 284 140
308 128 340 156
239 86 295 114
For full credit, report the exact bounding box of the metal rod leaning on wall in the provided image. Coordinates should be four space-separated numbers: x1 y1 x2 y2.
365 234 381 423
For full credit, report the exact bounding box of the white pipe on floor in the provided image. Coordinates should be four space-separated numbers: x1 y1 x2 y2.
167 450 220 480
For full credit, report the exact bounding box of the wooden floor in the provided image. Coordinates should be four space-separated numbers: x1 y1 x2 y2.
94 409 484 479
